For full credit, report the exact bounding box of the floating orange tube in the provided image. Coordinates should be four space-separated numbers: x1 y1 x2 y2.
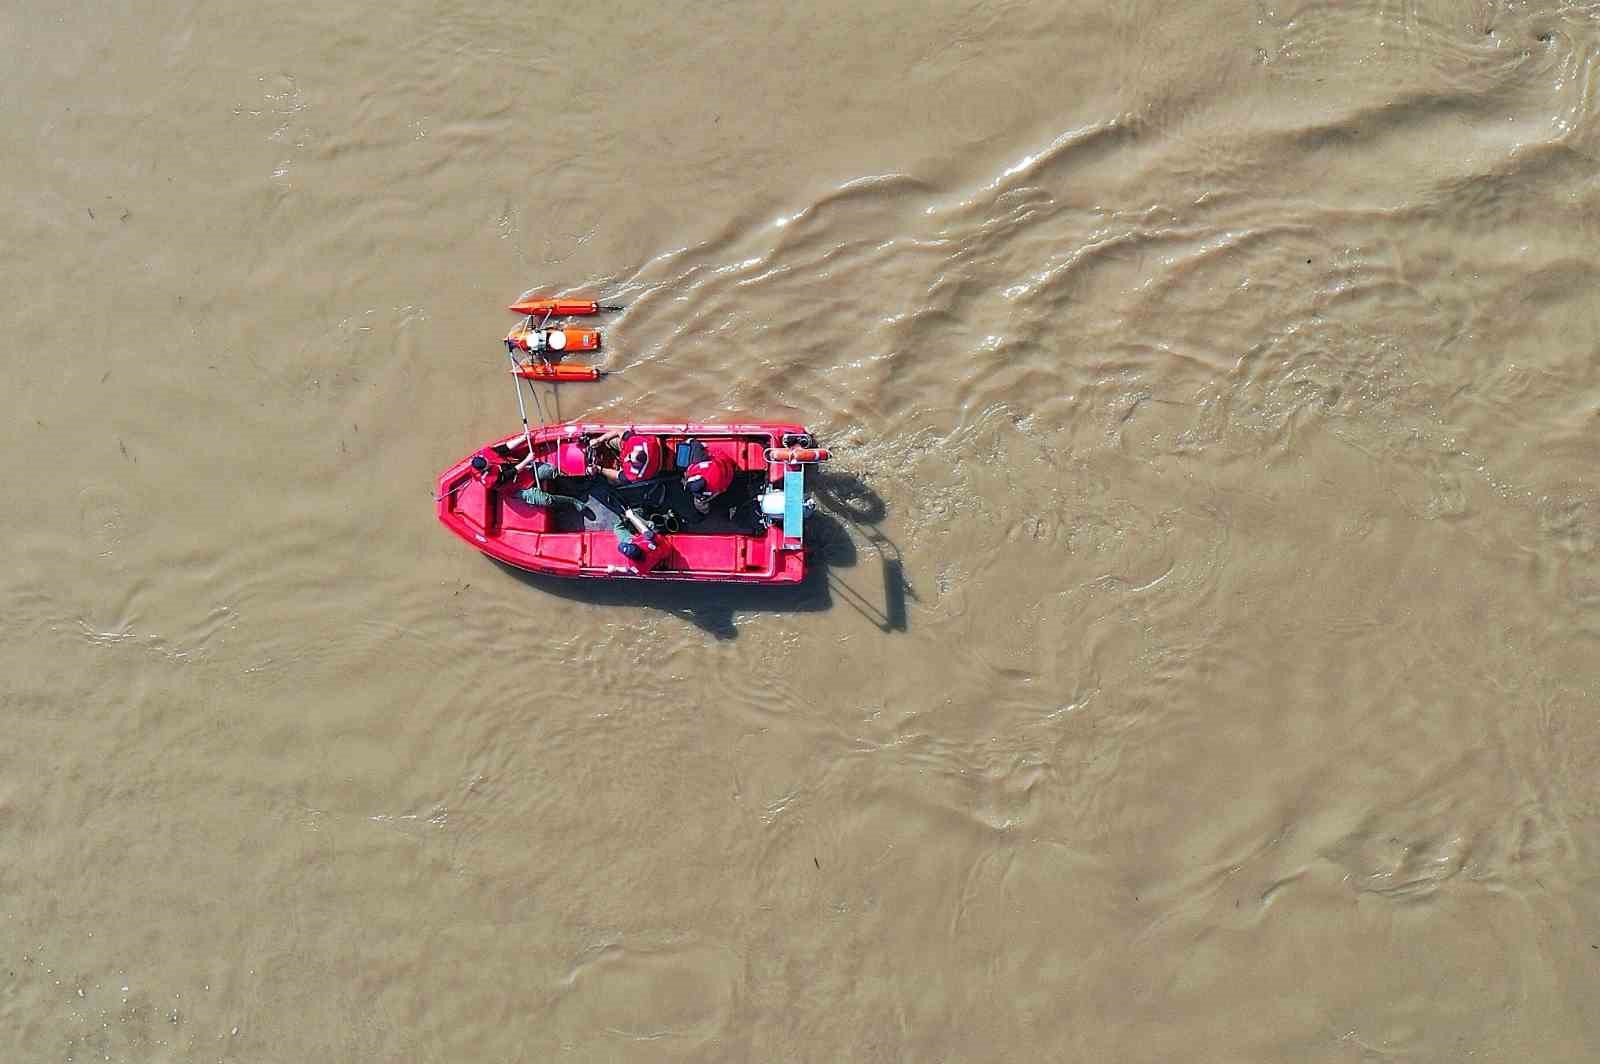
512 363 603 382
507 298 621 317
506 324 601 353
765 446 831 463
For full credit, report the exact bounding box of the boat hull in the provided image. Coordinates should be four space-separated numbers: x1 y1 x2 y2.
436 421 815 585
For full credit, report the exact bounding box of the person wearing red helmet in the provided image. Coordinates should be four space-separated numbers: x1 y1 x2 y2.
682 454 737 515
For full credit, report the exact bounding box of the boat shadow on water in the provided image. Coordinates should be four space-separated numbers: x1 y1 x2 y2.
810 468 914 636
488 469 912 641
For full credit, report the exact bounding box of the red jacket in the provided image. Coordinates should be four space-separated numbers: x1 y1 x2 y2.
684 455 736 496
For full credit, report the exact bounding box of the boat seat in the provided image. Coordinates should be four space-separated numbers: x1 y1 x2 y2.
701 438 767 472
500 492 553 533
656 436 767 474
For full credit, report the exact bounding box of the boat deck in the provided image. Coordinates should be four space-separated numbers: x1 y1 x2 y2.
546 471 769 537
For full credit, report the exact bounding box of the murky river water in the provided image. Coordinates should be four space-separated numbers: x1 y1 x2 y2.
4 1 1600 1059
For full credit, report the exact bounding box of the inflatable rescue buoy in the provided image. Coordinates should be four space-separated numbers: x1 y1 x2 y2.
507 298 623 317
511 363 603 382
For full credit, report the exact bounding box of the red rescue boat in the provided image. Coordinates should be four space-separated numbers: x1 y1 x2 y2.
436 422 827 584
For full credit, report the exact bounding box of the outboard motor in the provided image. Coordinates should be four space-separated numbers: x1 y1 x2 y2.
757 489 816 524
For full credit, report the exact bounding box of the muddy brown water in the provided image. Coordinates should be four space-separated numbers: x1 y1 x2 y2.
4 2 1600 1060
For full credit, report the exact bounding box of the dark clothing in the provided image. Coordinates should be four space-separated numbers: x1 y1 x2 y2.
519 486 584 512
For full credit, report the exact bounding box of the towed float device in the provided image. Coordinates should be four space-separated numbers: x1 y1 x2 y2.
503 294 623 382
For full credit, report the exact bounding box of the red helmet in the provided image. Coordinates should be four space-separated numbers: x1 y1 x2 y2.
683 456 736 497
620 434 663 480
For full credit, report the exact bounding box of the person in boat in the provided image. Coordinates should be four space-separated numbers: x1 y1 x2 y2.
589 428 664 485
469 450 587 514
612 509 668 572
682 453 739 516
467 446 523 490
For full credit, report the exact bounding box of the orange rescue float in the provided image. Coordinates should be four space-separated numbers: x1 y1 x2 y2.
512 363 604 383
506 298 622 317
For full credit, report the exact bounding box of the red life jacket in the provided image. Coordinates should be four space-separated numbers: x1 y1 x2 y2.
471 448 522 490
683 455 736 498
618 434 664 482
615 531 669 573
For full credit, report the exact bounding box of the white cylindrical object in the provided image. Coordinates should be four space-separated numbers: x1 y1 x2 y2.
759 490 786 519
